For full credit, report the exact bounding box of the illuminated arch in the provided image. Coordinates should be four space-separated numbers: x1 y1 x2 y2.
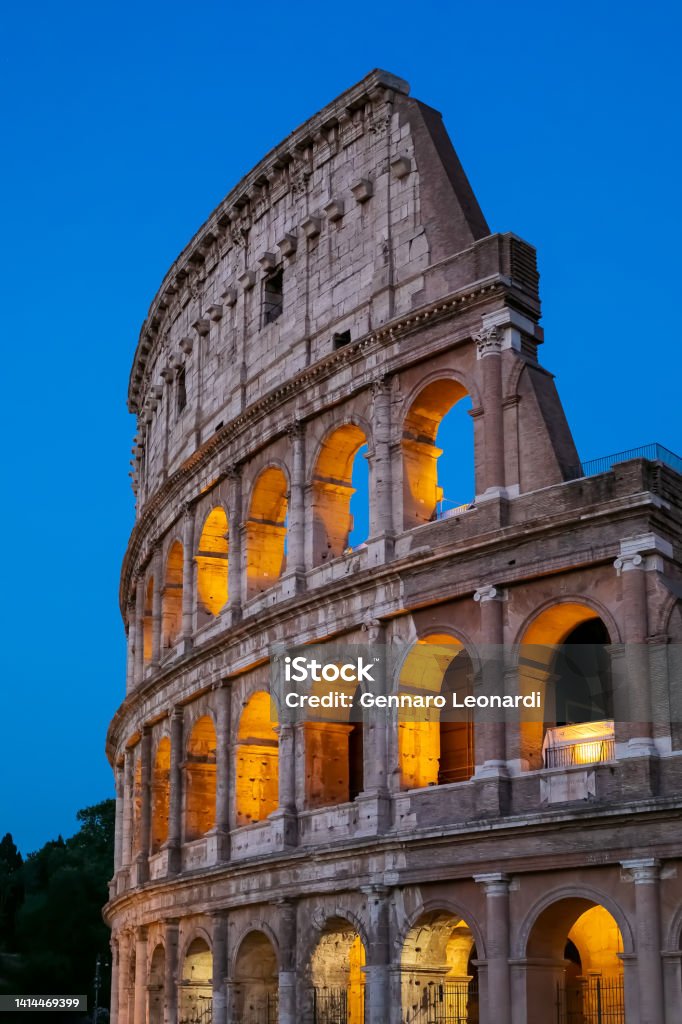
235 692 279 826
397 634 475 789
518 602 614 771
311 423 369 565
143 577 154 664
162 541 183 649
184 715 217 841
310 917 366 1024
401 908 479 1024
402 378 473 528
150 737 170 853
246 466 288 597
196 507 229 616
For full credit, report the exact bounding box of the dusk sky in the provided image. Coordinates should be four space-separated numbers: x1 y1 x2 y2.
1 0 680 855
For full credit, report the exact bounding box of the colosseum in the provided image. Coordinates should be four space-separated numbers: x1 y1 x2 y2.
105 70 682 1024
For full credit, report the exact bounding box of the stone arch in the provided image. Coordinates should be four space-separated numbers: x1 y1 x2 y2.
664 900 682 951
517 888 630 1023
196 505 229 618
235 691 279 826
503 352 528 402
148 942 165 1024
397 633 477 789
398 897 486 962
245 465 289 597
162 539 183 649
516 599 618 771
400 904 482 1024
309 914 367 1024
150 736 170 853
515 885 634 960
184 715 217 841
179 934 212 1023
232 929 279 1023
143 576 154 664
400 373 476 528
310 419 371 565
512 594 622 652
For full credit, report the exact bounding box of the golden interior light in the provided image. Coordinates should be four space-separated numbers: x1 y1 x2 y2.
246 466 288 597
312 424 367 563
235 692 279 826
143 576 154 664
402 379 468 528
151 736 170 852
185 715 217 841
162 541 183 648
196 506 229 616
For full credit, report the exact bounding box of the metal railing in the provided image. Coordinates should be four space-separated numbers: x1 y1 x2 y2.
402 979 479 1024
544 738 615 769
313 987 363 1024
557 975 624 1023
179 997 212 1024
568 443 682 480
434 499 475 520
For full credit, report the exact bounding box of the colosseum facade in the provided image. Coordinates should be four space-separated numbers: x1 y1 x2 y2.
105 70 682 1024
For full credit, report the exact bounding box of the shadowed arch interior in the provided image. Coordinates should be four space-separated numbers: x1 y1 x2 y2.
312 424 368 564
401 910 478 1023
402 379 472 528
233 931 279 1022
184 716 217 841
246 467 288 596
311 918 366 1024
235 692 279 826
148 944 164 1024
180 937 212 1023
196 507 229 616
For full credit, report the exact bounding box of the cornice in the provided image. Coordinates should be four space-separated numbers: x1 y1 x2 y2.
128 69 409 411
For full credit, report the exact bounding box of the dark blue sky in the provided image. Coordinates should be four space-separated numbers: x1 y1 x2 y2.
1 1 680 854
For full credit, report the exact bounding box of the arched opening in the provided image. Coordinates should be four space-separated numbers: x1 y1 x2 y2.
143 577 154 664
180 937 212 1024
311 424 369 565
304 669 363 809
519 603 614 771
402 379 474 528
311 918 366 1024
148 944 164 1024
398 636 475 790
151 737 170 853
233 931 279 1024
162 541 184 650
525 897 624 1023
184 716 217 842
401 910 479 1024
246 467 288 597
131 752 142 860
196 507 229 617
235 692 279 826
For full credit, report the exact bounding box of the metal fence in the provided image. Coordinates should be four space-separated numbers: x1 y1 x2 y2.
544 738 615 769
402 979 479 1024
556 976 624 1023
568 443 682 480
179 996 212 1024
312 987 355 1024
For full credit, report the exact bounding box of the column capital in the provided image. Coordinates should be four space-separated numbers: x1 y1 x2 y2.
369 373 391 397
474 872 511 894
474 325 502 359
614 532 673 574
621 858 661 883
362 617 385 643
474 585 505 603
285 419 304 441
360 883 391 899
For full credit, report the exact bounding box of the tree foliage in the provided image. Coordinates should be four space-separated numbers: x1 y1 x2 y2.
0 801 114 1019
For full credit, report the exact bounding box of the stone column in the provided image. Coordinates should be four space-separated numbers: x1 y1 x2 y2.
122 747 135 869
273 718 298 849
473 586 507 774
110 936 120 1024
214 684 231 860
277 899 297 1024
152 547 163 667
614 544 655 755
133 926 148 1024
167 707 183 874
114 763 124 873
622 858 664 1024
134 575 145 687
181 506 195 647
212 912 228 1024
227 467 243 619
164 919 180 1024
126 603 136 694
362 886 391 1023
286 422 306 580
475 326 504 495
117 930 132 1024
136 726 152 883
475 873 511 1024
369 375 394 545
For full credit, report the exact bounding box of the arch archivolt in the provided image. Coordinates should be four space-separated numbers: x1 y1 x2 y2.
664 899 682 950
511 593 622 655
229 920 280 973
397 366 480 430
503 351 528 402
396 895 486 962
301 906 370 970
307 413 374 480
512 883 634 960
178 923 213 962
244 458 291 507
183 702 217 737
